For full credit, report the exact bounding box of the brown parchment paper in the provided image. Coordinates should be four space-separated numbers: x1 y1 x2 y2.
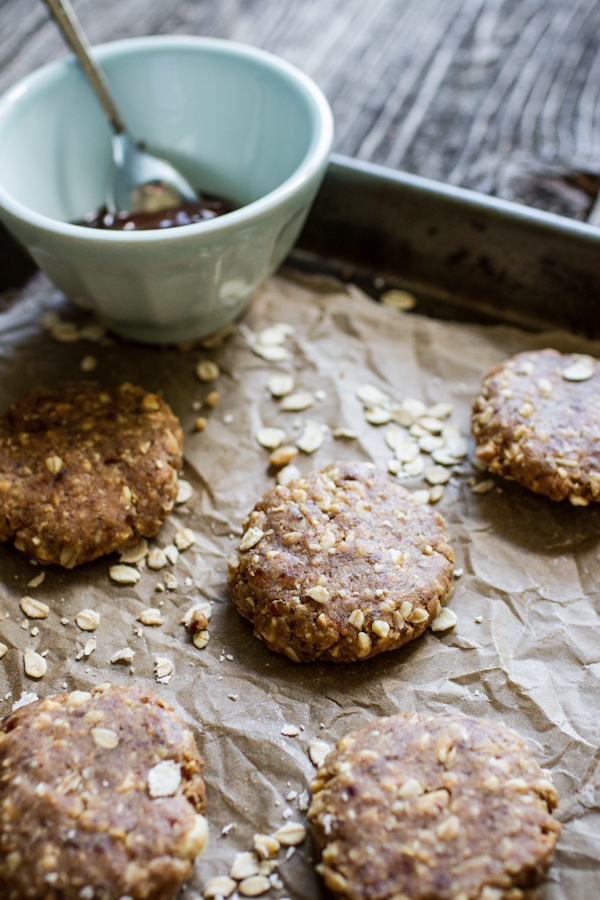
1 271 600 900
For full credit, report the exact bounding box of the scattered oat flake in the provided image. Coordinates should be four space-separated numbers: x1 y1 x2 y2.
221 822 235 836
281 391 314 412
147 548 167 570
471 479 495 494
109 564 140 585
308 740 331 767
80 321 107 342
273 822 307 845
381 288 416 310
256 427 286 449
155 658 173 681
24 650 46 679
365 406 393 425
163 572 178 590
297 420 325 454
193 631 210 650
83 638 96 657
138 608 164 626
432 448 460 466
411 489 430 505
27 572 45 589
119 539 148 564
164 544 179 565
148 759 182 798
20 596 49 619
277 463 301 485
12 691 38 711
332 427 357 439
204 876 237 899
231 851 259 880
268 373 295 397
356 384 390 407
403 455 425 477
111 647 135 665
429 485 444 503
281 724 300 737
75 609 100 631
424 466 451 485
454 568 464 577
269 445 298 467
0 643 7 659
563 355 595 381
174 528 196 551
50 320 80 342
395 440 419 463
196 360 220 382
176 479 193 504
259 322 295 345
238 875 271 897
253 343 290 362
431 608 458 632
427 402 453 419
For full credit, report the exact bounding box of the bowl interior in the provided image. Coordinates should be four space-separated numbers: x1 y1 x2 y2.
0 39 322 223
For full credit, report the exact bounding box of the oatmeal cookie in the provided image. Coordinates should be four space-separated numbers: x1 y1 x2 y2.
228 461 454 663
0 381 183 567
472 348 600 505
309 712 560 900
0 682 208 900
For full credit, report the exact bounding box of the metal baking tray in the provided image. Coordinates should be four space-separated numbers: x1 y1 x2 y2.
4 151 600 336
289 153 600 337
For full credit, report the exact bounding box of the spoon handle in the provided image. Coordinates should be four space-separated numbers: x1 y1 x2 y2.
40 0 126 134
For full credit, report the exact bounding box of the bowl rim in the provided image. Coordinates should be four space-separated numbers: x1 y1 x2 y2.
0 34 334 243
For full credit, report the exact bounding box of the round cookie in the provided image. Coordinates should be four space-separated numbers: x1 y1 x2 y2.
0 381 183 567
227 460 454 663
308 712 561 900
472 348 600 505
0 682 208 900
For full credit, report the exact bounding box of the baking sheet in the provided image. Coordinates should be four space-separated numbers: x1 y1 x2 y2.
1 271 600 899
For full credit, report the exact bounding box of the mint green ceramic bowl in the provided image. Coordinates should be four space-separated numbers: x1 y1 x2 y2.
0 36 333 343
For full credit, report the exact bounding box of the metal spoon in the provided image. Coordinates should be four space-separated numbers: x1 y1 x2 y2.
41 0 199 214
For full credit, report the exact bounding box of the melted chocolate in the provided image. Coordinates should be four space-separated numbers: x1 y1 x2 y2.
75 195 236 231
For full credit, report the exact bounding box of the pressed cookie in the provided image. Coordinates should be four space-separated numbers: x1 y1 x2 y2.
0 682 208 900
471 348 600 505
228 461 454 662
308 712 561 900
0 381 183 566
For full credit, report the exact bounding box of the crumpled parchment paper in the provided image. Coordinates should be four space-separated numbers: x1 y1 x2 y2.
1 271 599 900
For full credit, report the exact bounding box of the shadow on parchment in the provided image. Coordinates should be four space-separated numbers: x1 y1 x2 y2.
466 476 600 556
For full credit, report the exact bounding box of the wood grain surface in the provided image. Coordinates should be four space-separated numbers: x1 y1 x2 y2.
2 0 600 222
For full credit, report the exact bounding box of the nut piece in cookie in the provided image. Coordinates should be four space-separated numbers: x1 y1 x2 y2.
308 712 560 900
228 461 454 663
471 348 600 505
0 381 183 566
0 683 208 900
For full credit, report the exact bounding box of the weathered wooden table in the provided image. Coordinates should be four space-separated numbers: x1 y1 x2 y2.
2 0 600 285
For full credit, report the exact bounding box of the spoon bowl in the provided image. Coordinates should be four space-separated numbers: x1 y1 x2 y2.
111 133 198 212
